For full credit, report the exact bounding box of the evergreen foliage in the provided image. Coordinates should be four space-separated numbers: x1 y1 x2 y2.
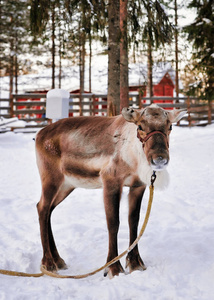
184 0 214 101
127 0 174 98
0 0 31 77
128 0 173 50
1 0 211 104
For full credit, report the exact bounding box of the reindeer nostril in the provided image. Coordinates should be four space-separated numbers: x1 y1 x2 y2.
151 156 168 169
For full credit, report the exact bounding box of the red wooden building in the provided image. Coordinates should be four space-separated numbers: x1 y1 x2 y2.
129 72 175 98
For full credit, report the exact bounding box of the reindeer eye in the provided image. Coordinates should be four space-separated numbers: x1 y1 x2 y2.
169 124 172 131
138 125 143 131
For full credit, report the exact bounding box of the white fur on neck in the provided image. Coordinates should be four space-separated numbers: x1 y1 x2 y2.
137 149 170 189
122 122 170 189
129 123 170 189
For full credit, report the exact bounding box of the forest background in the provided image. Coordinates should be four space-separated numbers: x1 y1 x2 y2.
0 0 213 116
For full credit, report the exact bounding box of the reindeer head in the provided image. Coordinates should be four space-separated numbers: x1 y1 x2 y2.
122 104 186 171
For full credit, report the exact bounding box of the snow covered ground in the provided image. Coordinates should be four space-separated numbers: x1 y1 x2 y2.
0 124 214 300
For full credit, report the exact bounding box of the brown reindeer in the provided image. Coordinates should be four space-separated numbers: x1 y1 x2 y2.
35 104 186 278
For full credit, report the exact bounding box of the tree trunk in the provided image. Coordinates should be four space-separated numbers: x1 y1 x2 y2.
175 0 179 102
15 31 18 94
89 30 92 93
58 28 62 89
59 45 61 88
51 3 55 89
9 39 14 100
15 54 18 94
79 28 85 116
107 0 120 116
120 0 129 111
147 36 153 101
79 41 85 109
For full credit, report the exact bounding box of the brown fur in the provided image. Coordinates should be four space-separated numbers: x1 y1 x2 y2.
35 105 186 278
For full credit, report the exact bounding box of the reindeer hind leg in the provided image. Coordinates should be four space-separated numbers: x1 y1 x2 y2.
37 182 59 271
49 184 75 270
37 174 74 272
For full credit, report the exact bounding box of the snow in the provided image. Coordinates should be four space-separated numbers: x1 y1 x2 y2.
0 117 28 133
0 124 214 299
0 56 182 98
202 18 212 25
129 61 183 89
0 56 109 98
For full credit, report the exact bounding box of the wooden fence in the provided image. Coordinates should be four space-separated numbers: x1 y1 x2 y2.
0 93 214 131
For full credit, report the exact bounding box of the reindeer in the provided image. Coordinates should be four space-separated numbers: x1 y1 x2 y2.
35 104 186 278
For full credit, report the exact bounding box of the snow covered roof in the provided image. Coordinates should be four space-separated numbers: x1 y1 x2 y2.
129 61 183 89
0 55 182 97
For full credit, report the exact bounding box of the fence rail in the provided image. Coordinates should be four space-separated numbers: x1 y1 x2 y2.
0 93 214 132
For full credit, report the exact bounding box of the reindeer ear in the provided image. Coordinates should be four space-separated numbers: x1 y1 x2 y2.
122 107 141 123
168 109 187 123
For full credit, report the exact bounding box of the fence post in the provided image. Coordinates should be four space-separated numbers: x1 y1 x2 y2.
92 94 96 116
10 95 14 118
187 96 191 126
138 93 142 109
208 100 212 124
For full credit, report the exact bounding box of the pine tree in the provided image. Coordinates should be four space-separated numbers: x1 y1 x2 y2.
107 0 120 116
120 0 129 111
174 0 179 100
184 0 214 101
64 0 107 114
120 0 173 104
141 0 173 99
30 0 65 89
0 0 31 97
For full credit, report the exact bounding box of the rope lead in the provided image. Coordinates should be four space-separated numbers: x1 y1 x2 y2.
151 171 157 187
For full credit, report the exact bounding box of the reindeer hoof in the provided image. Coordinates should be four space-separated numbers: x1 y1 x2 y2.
42 258 58 272
55 258 67 270
104 261 125 279
125 254 147 273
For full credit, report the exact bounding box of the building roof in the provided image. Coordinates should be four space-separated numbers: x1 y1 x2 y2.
0 55 183 97
129 61 182 89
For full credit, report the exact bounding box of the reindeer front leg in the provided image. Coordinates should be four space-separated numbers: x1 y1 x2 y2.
102 178 124 278
126 185 147 273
